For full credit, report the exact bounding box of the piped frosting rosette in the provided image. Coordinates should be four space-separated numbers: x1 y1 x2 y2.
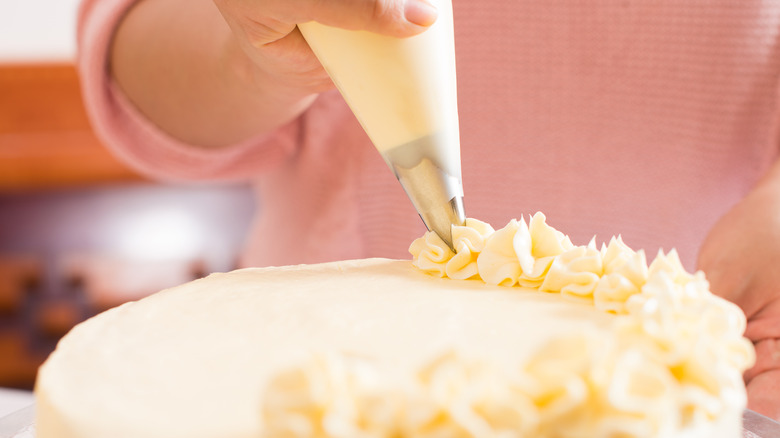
261 213 755 438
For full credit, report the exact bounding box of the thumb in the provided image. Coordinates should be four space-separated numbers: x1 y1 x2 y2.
302 0 439 37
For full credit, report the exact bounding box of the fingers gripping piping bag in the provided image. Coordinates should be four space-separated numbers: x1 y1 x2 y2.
298 0 466 247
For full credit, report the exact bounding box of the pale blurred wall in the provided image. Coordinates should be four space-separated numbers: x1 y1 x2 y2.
0 0 81 62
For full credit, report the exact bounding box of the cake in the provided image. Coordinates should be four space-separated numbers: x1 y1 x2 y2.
34 212 755 437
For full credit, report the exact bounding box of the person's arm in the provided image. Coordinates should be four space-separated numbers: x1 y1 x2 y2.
697 157 780 421
109 0 438 149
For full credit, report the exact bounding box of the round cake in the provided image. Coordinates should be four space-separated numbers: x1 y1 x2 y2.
34 213 755 438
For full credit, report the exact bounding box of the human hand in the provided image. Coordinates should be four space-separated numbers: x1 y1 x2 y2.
697 165 780 421
212 0 439 94
110 0 438 147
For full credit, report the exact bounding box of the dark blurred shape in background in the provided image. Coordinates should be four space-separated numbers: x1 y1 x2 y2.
0 183 256 390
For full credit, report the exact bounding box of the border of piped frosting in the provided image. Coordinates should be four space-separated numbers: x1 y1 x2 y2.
260 213 755 437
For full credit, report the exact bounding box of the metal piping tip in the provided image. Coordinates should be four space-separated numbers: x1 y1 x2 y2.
380 133 466 251
388 156 465 252
420 195 466 251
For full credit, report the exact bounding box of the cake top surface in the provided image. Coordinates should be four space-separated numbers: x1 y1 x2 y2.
37 258 613 437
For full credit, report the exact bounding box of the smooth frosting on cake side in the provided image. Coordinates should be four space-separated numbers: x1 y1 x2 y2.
34 212 755 438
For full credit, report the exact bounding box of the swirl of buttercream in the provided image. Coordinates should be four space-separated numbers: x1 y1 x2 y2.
475 219 525 286
404 352 541 438
409 219 495 280
699 298 755 371
594 274 642 314
520 335 594 425
647 249 696 285
515 212 574 288
539 240 603 302
473 213 574 287
445 219 495 280
601 236 649 287
606 348 678 416
619 271 705 366
409 231 454 278
592 237 649 314
598 348 682 437
261 354 402 438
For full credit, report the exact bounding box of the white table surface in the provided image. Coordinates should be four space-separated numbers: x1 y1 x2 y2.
0 389 33 419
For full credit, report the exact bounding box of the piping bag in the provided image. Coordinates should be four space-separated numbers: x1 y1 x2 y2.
298 0 466 249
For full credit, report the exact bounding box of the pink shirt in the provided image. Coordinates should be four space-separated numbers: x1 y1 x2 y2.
78 0 780 271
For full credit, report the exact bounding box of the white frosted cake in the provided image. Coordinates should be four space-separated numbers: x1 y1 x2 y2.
35 213 755 437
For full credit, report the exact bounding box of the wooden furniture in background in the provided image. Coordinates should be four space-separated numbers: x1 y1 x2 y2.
0 62 145 389
0 255 46 390
0 255 40 314
0 63 144 190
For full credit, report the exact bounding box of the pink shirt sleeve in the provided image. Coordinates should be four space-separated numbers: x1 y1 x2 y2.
77 0 300 183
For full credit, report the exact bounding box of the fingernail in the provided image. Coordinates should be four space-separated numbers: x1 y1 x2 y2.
404 0 438 27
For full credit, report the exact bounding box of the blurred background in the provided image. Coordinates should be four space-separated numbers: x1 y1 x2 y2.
0 0 256 390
